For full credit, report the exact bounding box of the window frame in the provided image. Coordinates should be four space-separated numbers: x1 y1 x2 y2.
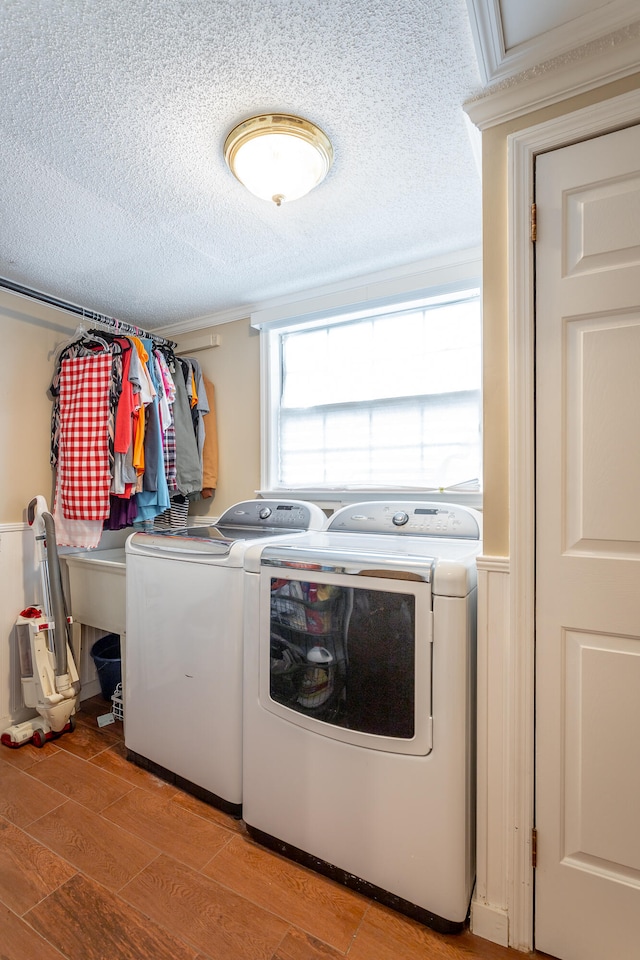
253 251 482 509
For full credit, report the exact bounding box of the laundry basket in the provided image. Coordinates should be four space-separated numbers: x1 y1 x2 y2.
111 682 124 721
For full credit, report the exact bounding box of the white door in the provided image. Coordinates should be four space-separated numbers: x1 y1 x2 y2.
535 124 640 960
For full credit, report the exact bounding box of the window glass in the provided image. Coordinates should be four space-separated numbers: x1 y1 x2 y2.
265 289 481 493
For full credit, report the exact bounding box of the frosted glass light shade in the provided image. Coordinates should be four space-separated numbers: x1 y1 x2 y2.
224 114 333 206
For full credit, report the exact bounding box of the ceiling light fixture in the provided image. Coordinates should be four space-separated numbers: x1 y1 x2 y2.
224 114 333 206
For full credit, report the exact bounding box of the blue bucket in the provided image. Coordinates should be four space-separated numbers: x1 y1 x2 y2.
90 633 121 701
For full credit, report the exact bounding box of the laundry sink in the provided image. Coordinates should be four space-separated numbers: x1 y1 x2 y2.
63 548 126 636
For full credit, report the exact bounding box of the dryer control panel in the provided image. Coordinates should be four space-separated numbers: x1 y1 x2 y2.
327 501 481 540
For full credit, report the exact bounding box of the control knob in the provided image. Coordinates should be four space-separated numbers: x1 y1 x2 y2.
392 511 409 526
259 507 272 520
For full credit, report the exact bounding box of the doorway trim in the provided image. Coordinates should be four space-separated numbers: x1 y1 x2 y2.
506 86 640 950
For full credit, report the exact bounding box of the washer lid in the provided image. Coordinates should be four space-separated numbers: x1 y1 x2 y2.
126 524 312 557
125 498 326 558
127 528 236 556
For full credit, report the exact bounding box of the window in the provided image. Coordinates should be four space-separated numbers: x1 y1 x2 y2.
258 277 482 500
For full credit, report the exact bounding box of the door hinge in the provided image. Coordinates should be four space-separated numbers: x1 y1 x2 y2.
530 202 537 243
531 827 538 868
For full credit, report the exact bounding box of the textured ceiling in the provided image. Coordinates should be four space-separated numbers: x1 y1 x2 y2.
0 0 483 330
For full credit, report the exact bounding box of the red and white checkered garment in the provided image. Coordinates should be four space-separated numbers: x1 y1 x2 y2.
57 353 113 521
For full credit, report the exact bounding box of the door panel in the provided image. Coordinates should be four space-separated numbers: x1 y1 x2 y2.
564 631 640 871
535 123 640 960
565 172 640 274
565 314 640 553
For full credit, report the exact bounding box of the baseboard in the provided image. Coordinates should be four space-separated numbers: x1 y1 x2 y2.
470 898 509 947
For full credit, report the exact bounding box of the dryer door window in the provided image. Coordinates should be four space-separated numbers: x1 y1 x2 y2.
260 570 432 756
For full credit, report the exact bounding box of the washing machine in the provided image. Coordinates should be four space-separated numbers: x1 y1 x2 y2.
242 501 481 931
124 499 325 815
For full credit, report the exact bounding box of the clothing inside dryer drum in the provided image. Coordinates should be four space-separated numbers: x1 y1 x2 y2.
269 579 416 738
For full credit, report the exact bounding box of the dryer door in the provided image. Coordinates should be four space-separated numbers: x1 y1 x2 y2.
258 566 433 755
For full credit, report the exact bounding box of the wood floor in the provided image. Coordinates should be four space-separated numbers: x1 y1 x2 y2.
0 695 544 960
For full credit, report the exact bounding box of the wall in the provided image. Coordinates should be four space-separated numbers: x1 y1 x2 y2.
0 293 261 524
481 69 640 557
0 292 78 729
176 318 261 517
0 290 77 523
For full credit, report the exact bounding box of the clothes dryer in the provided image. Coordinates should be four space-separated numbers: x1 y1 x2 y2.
124 499 325 815
242 501 481 930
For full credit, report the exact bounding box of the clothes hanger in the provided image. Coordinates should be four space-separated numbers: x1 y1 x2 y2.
82 314 110 349
52 319 112 369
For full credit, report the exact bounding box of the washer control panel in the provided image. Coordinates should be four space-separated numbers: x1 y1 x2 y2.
217 499 326 530
328 501 481 540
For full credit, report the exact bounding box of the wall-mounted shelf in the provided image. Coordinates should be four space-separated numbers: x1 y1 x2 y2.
178 333 221 353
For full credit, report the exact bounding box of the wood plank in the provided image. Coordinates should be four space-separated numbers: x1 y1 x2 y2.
202 835 368 953
26 749 133 811
119 852 289 960
0 758 65 827
53 721 120 761
0 817 75 915
25 798 158 891
0 904 67 960
89 742 178 796
101 786 233 870
348 902 517 960
25 873 198 960
274 926 347 959
170 788 245 834
0 739 61 771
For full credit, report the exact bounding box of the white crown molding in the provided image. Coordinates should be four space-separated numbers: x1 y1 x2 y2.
464 28 640 130
251 249 482 329
466 0 640 85
465 0 505 86
155 304 251 338
156 247 483 337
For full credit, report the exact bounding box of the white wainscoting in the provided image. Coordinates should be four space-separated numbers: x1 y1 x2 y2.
471 555 511 947
0 523 40 731
0 522 102 732
74 624 103 704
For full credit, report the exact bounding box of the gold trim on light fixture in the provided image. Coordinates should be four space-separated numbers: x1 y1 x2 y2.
224 114 334 206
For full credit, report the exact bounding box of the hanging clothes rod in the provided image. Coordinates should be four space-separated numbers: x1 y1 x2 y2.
0 276 177 348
